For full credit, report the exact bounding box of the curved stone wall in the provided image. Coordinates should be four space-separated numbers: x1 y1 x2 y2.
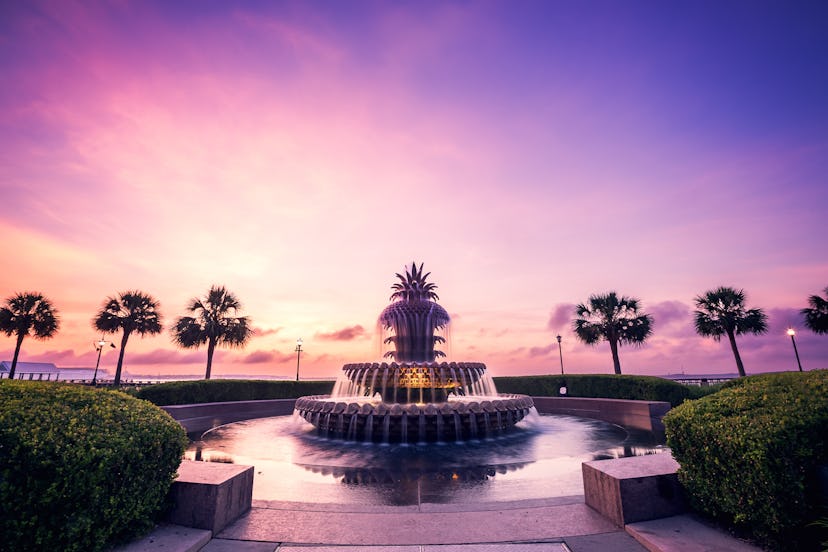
163 396 671 439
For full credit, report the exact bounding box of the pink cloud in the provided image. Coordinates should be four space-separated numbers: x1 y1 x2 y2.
476 327 509 338
242 350 295 364
252 326 282 337
0 348 87 365
128 349 214 365
649 300 691 327
528 344 556 358
315 325 369 341
547 303 576 332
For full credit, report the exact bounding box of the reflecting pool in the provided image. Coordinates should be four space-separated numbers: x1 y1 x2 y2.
185 412 664 506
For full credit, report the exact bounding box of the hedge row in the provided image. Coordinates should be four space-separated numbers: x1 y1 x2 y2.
134 378 335 406
493 374 716 406
0 381 187 552
134 375 713 407
664 370 828 550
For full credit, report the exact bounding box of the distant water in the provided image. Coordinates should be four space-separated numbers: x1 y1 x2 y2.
96 374 332 383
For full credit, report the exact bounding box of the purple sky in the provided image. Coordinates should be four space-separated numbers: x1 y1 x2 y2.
1 1 826 378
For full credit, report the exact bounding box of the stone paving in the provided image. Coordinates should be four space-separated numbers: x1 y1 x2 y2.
217 500 617 546
113 508 764 552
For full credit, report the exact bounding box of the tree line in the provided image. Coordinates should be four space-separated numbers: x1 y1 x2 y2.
573 286 827 376
1 285 827 384
0 285 250 386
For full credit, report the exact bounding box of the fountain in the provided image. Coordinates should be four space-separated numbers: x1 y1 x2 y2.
295 263 534 443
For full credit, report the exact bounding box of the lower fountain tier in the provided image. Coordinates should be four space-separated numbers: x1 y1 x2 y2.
294 394 534 443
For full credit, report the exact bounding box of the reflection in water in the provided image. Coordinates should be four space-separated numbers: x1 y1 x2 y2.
185 412 664 506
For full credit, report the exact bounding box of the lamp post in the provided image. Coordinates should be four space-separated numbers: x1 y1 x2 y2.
295 338 303 381
92 336 115 385
786 328 803 372
556 334 564 375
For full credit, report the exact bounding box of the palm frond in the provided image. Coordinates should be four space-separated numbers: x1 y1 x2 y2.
0 292 60 340
802 286 828 334
171 287 252 370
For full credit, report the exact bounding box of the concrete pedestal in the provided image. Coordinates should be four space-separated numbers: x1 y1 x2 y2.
583 453 686 527
167 460 254 534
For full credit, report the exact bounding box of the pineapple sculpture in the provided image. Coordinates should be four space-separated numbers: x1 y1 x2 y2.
379 262 450 363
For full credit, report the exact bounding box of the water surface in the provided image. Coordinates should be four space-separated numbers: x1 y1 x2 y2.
185 412 663 506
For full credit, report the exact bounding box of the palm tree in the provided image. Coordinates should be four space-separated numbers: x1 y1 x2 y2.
573 291 653 374
171 285 252 380
93 290 162 386
802 286 828 335
0 292 60 379
693 286 767 377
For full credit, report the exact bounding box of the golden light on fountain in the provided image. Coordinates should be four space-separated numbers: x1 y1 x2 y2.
396 366 457 389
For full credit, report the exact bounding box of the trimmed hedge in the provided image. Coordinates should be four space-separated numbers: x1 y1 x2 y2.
136 375 712 407
134 378 335 406
664 370 828 550
493 374 711 407
0 381 187 552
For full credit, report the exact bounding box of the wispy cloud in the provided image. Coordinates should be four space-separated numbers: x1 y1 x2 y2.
242 349 295 364
129 349 213 365
252 326 282 337
315 325 369 341
528 344 556 358
547 303 576 332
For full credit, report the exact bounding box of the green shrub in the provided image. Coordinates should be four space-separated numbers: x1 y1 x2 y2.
493 374 697 406
134 378 335 406
685 383 723 400
664 370 828 550
0 381 187 552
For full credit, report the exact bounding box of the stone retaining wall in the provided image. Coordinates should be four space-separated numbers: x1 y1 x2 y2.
163 396 671 438
531 396 671 439
162 399 296 433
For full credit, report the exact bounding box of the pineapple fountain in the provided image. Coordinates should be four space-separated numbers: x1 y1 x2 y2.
294 263 534 443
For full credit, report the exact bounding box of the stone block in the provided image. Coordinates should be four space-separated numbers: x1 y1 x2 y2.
167 460 254 534
583 453 685 526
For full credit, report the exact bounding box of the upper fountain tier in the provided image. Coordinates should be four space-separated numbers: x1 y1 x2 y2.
333 361 492 404
378 262 450 363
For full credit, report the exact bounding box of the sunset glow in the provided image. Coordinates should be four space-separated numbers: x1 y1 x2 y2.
1 1 826 379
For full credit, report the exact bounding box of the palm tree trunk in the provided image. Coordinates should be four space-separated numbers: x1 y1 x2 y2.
609 338 622 374
8 332 25 379
205 339 216 380
727 330 746 378
114 331 130 387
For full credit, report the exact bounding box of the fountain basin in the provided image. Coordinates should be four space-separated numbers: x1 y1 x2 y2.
295 393 534 443
186 413 665 506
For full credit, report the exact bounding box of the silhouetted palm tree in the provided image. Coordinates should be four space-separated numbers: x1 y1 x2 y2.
171 285 252 380
573 292 653 374
802 286 828 335
0 292 60 379
693 286 767 377
93 290 162 386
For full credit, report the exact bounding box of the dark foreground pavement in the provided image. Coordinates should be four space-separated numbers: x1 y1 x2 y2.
114 496 761 552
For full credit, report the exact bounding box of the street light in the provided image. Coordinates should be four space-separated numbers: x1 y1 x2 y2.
787 328 803 372
556 334 564 375
295 338 303 381
92 336 116 385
